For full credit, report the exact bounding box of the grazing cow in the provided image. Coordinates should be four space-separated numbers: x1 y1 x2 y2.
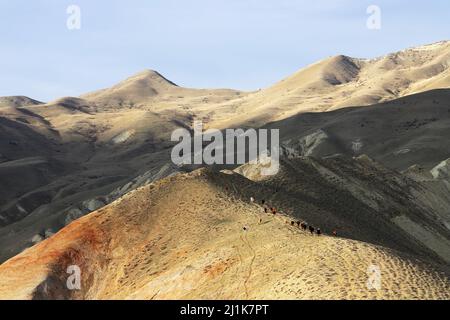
309 225 315 235
250 197 254 203
332 230 338 237
261 199 265 205
301 223 307 231
296 221 301 227
291 221 295 226
316 228 322 236
264 207 268 213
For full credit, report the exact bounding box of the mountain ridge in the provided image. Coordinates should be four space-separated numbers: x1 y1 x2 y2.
1 41 450 299
0 167 449 300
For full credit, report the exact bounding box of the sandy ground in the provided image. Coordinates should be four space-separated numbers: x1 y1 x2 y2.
0 170 448 300
1 41 450 298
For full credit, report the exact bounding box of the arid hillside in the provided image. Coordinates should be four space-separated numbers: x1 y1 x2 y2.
271 89 450 170
1 40 450 272
0 168 448 300
207 41 450 128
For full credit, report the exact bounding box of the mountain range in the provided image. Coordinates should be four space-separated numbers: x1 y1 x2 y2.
0 41 450 299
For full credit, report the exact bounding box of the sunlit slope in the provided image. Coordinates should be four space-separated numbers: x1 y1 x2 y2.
209 41 450 128
1 40 450 266
0 169 448 300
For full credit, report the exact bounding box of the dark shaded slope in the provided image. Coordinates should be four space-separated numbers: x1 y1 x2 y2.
268 89 450 170
232 156 450 265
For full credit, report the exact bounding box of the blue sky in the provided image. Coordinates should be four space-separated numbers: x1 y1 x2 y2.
0 0 449 101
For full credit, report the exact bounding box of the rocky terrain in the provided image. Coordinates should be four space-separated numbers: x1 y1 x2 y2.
0 41 450 299
0 168 448 300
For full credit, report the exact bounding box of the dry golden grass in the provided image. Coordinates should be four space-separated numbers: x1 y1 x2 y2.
0 170 448 300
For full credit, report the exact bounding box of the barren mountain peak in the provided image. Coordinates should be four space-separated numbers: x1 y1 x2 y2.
80 68 179 103
1 40 450 301
0 96 43 108
126 69 178 86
